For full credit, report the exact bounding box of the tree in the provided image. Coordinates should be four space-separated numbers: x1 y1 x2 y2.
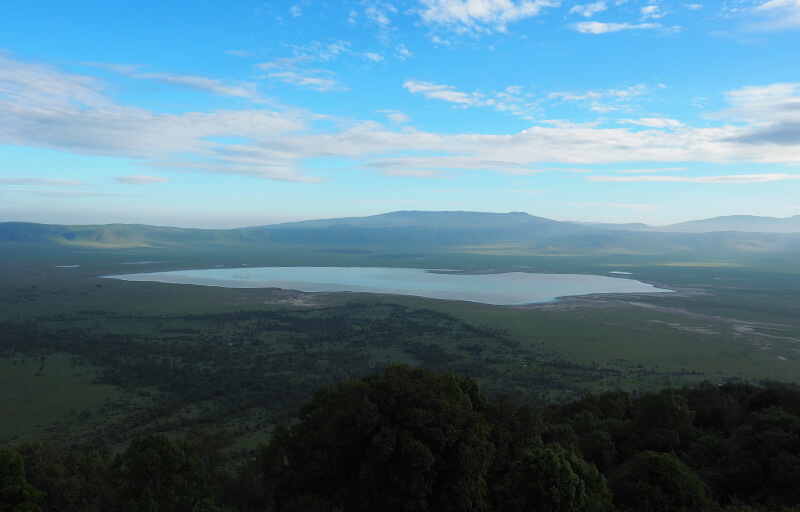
0 447 43 512
611 450 710 512
116 434 206 512
495 443 612 512
17 441 116 512
263 364 494 512
631 389 695 453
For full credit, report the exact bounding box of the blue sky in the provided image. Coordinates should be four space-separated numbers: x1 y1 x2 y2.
1 0 799 227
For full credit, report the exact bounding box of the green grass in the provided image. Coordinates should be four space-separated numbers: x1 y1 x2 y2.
3 243 800 448
0 353 122 445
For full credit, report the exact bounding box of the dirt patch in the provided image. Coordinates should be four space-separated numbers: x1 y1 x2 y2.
264 290 324 307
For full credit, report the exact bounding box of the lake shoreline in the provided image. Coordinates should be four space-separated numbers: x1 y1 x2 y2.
104 266 673 306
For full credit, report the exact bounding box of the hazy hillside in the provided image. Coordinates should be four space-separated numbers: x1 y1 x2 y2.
3 211 800 260
659 215 800 233
571 215 800 233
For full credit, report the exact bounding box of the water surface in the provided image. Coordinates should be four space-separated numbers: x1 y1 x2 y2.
106 266 671 305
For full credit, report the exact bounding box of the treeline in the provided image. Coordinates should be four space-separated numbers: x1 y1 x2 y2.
4 365 800 511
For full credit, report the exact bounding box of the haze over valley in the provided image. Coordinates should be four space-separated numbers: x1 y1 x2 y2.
3 1 800 510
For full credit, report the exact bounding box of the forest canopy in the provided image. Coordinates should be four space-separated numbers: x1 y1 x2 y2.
4 365 800 511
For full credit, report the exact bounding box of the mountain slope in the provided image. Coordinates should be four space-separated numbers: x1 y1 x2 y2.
3 212 800 259
660 215 800 233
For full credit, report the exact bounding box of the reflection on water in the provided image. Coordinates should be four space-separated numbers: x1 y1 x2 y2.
105 266 672 306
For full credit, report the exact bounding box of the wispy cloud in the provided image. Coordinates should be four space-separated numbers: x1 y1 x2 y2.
94 64 263 101
419 0 561 33
549 84 651 112
640 5 664 19
569 1 608 17
588 173 800 183
3 54 800 186
749 0 800 31
362 0 397 27
395 44 412 60
718 82 800 145
352 199 426 204
114 175 170 185
0 178 89 187
256 40 356 92
570 21 663 33
612 167 687 173
404 80 538 118
619 117 683 128
268 70 347 92
566 202 655 210
377 110 411 124
380 169 455 178
223 49 254 57
0 54 311 182
404 80 483 105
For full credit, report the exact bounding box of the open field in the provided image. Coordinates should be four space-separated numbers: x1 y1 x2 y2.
3 242 800 448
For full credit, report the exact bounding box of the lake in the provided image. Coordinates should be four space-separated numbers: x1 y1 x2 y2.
104 267 672 305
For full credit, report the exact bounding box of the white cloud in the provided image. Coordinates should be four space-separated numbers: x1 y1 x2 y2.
256 42 353 92
0 178 88 186
612 167 687 173
379 168 454 178
749 0 800 30
106 67 263 101
619 117 683 128
549 84 651 112
352 198 427 204
717 83 800 145
404 80 483 105
305 40 352 61
395 44 412 60
569 1 608 17
378 110 411 123
270 71 347 91
3 55 800 187
6 190 129 198
0 54 111 110
223 49 254 57
566 202 655 210
419 0 560 32
570 21 662 33
640 5 664 19
364 52 385 62
363 0 398 27
588 173 800 183
405 80 538 118
114 175 170 185
290 5 303 17
0 54 312 182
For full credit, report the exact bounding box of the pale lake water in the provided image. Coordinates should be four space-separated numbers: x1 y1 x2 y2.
105 267 672 306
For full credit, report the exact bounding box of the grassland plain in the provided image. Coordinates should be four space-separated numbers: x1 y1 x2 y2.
2 242 800 449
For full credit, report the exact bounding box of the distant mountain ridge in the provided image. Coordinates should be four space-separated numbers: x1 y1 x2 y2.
2 211 800 258
571 214 800 234
658 215 800 233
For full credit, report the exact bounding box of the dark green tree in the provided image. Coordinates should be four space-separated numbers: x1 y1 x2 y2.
0 447 43 512
17 441 116 512
611 450 710 512
719 406 800 505
116 434 208 512
496 444 609 512
263 364 494 512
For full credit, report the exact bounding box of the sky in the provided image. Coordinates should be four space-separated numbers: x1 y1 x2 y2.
1 0 799 228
